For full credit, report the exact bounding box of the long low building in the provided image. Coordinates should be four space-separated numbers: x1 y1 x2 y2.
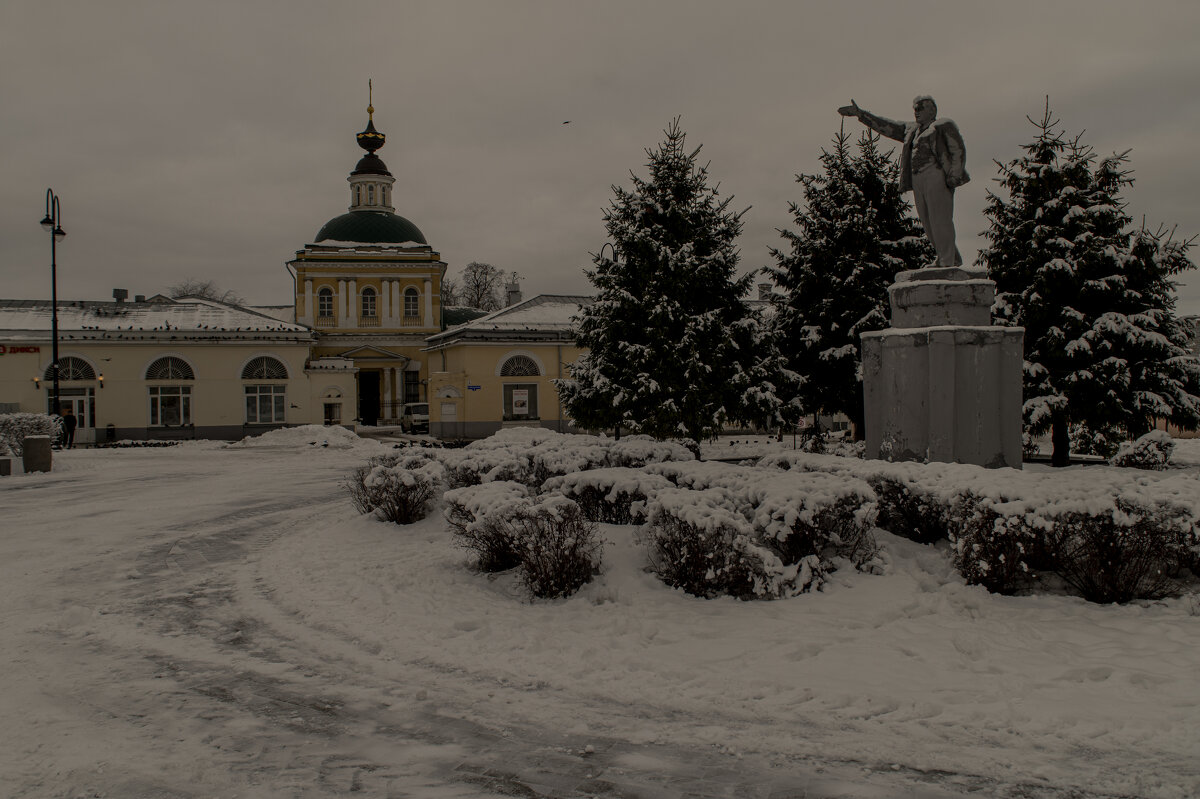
0 296 356 445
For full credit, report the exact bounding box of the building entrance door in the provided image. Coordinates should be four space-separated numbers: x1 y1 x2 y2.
358 371 381 426
53 388 97 445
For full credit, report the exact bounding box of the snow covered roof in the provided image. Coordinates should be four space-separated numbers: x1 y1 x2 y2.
0 298 314 343
247 305 297 323
424 294 592 348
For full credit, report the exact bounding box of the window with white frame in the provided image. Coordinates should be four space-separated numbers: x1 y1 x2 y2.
361 286 377 317
317 287 334 317
403 287 419 317
245 384 286 424
149 386 192 426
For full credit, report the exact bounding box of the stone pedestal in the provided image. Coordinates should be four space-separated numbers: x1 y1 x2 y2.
22 435 52 473
861 267 1024 468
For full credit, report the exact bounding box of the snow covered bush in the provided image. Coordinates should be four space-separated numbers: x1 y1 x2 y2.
0 413 59 456
344 453 445 524
645 488 822 599
605 436 695 468
1109 430 1175 470
444 482 602 598
436 429 693 489
541 468 674 524
444 481 532 572
947 491 1041 595
510 495 602 599
1042 498 1194 603
758 452 952 544
643 464 883 599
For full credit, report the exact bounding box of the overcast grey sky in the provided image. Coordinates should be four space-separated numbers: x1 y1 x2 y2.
4 0 1199 314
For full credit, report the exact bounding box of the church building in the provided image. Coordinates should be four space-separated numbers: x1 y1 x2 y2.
288 98 447 426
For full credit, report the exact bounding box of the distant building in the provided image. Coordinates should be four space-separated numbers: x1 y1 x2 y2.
424 294 591 438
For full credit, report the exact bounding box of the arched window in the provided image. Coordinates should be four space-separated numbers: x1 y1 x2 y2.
145 356 193 426
317 287 334 318
354 186 361 206
361 286 377 317
241 356 288 380
500 355 541 377
145 356 194 380
45 357 96 381
367 185 375 204
403 287 419 318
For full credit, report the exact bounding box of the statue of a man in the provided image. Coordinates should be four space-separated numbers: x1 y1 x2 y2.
839 96 969 267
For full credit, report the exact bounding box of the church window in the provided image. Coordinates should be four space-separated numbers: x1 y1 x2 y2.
361 287 377 317
368 185 375 204
354 186 361 206
404 288 419 317
318 287 334 318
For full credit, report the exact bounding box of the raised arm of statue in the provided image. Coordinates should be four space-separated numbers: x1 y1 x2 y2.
838 100 907 142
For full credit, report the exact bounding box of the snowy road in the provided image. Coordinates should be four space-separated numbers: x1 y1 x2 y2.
2 437 1195 798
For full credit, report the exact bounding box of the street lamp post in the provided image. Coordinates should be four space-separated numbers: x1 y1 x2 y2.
40 189 66 417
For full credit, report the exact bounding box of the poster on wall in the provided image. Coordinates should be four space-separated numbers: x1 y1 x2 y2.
512 389 529 416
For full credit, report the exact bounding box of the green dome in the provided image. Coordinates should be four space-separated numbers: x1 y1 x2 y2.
314 211 427 245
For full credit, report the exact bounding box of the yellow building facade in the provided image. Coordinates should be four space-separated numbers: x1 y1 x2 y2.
424 295 590 439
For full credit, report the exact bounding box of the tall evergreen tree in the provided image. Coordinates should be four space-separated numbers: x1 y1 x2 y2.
767 129 933 437
979 102 1200 465
558 118 777 452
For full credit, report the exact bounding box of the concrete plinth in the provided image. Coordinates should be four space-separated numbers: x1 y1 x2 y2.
22 435 52 473
862 268 1024 468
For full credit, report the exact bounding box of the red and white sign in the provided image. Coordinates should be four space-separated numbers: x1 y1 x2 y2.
0 345 41 355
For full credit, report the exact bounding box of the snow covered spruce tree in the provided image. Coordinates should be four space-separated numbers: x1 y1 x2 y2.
558 118 779 453
767 129 933 437
980 102 1200 466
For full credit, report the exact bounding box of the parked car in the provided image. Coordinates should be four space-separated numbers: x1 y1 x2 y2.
400 402 429 433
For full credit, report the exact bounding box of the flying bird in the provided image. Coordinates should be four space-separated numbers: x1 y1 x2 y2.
562 121 571 125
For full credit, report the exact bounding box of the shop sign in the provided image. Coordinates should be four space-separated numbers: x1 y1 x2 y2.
467 384 481 391
0 345 41 355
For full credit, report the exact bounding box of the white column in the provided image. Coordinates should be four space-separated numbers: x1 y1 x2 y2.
348 279 358 327
391 281 401 325
337 279 348 327
423 278 433 328
383 366 394 419
302 279 314 325
380 279 391 325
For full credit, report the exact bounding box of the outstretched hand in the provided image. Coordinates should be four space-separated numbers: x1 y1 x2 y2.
837 99 861 117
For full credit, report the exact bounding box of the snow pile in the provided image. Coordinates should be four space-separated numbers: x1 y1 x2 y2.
227 424 367 450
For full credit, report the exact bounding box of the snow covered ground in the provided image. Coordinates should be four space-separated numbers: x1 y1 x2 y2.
2 429 1199 798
